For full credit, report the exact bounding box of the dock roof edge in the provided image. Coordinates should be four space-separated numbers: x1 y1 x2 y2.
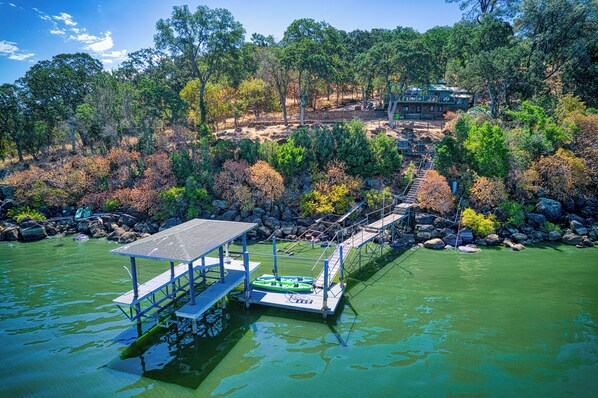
110 219 257 264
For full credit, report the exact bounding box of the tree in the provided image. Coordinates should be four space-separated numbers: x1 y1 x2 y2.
276 138 305 177
255 41 292 125
516 0 598 84
282 19 342 125
20 53 102 152
465 122 510 177
365 28 435 128
370 134 403 176
446 0 520 21
0 84 25 161
154 5 245 125
181 79 233 130
237 78 277 120
469 176 507 209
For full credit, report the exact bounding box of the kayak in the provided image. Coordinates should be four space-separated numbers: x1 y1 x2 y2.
254 274 315 284
251 279 313 293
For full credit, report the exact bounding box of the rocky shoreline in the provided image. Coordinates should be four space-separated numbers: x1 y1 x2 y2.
1 181 596 251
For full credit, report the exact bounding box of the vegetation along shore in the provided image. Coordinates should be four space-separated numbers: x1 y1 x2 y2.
1 1 597 253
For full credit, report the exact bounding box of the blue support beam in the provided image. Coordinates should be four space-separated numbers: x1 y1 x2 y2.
272 237 278 276
219 246 225 283
188 262 196 306
339 246 344 288
323 259 329 311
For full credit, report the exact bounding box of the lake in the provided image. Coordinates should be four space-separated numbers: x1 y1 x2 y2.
0 238 596 397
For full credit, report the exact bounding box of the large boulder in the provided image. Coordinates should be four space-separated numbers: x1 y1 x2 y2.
77 220 91 234
281 209 294 222
485 234 502 246
526 213 547 227
159 217 182 231
504 239 525 251
415 213 435 225
257 225 272 237
442 233 462 247
20 224 47 242
459 228 474 244
424 238 445 250
212 200 228 210
118 231 137 244
2 226 19 241
89 221 107 239
535 198 563 221
547 230 562 241
120 214 139 228
561 232 582 246
570 220 588 235
107 227 126 241
262 216 280 230
0 184 14 200
511 232 528 243
220 210 239 221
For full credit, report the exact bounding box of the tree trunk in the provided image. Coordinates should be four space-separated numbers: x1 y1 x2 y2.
361 85 366 109
15 138 23 162
69 124 76 153
387 95 398 129
280 93 288 125
199 83 207 124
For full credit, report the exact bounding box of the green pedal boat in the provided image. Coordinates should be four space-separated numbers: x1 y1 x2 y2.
251 279 313 293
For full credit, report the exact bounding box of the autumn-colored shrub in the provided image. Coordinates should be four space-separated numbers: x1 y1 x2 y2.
365 187 392 210
247 160 284 204
461 208 496 237
416 170 454 214
214 160 250 203
469 177 507 209
568 112 598 191
532 148 590 202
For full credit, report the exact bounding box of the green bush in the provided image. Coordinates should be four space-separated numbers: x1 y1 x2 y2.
461 208 496 237
276 138 305 177
498 201 531 227
103 198 120 212
365 187 392 210
7 207 47 223
540 221 561 233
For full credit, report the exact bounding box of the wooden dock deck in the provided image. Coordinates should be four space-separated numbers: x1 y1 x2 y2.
240 283 344 316
175 260 261 320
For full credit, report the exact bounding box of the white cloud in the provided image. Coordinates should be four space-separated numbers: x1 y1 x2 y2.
102 59 114 64
50 28 66 36
0 40 18 54
8 52 34 61
70 33 98 43
101 49 127 58
85 31 113 52
53 12 77 26
0 40 34 61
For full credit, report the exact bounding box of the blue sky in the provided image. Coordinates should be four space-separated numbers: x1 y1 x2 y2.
0 1 463 84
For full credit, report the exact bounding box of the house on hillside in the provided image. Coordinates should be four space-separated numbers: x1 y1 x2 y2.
394 83 473 120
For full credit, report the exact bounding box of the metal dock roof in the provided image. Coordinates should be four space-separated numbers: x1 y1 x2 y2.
110 219 257 263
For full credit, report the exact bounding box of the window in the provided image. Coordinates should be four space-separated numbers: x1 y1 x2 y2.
403 106 409 112
416 106 421 112
438 105 443 111
429 105 434 111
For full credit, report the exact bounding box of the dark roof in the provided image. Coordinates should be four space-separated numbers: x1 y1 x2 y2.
110 219 257 263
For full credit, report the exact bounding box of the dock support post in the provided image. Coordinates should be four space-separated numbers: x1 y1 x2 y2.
192 318 198 334
188 262 196 306
272 237 278 277
130 257 141 324
170 261 175 298
218 246 225 283
243 250 251 307
339 246 344 289
201 257 206 284
323 259 329 311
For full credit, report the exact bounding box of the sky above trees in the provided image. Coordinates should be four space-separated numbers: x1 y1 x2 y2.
0 0 463 84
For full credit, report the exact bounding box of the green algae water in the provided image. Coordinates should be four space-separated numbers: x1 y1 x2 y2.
0 238 596 397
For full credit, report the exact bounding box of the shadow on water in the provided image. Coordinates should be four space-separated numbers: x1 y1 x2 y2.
107 306 260 390
106 296 359 389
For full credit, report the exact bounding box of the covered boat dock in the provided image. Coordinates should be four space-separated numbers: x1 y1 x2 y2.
111 219 260 334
